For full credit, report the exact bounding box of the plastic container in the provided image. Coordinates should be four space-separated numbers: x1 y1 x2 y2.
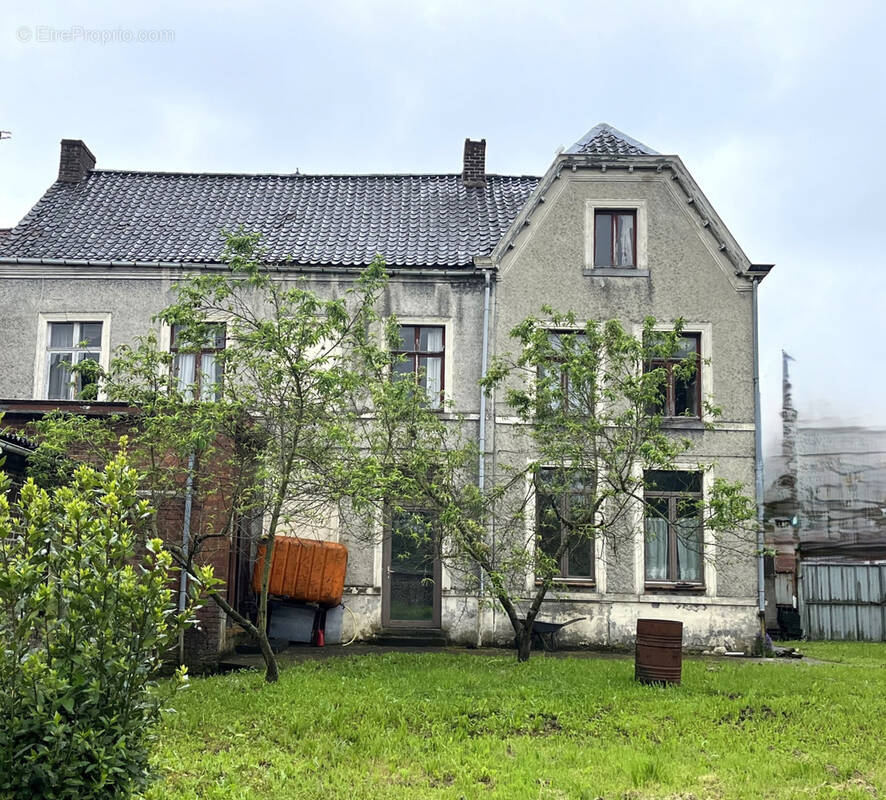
323 605 344 645
268 600 317 643
252 536 348 606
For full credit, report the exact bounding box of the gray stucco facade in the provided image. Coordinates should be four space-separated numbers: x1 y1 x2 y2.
0 124 772 652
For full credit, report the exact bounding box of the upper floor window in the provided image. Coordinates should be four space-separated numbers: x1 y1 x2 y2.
536 467 595 581
594 210 636 268
171 323 225 401
644 470 703 586
392 325 444 410
539 330 589 413
647 333 700 418
45 321 103 400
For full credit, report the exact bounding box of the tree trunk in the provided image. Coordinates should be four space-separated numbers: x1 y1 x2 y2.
209 588 280 683
177 564 281 684
256 627 279 683
516 626 533 662
257 533 276 642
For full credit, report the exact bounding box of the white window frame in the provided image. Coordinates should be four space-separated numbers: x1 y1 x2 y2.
584 199 648 274
33 312 112 401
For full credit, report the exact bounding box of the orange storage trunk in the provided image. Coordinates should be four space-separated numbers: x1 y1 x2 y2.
252 536 348 606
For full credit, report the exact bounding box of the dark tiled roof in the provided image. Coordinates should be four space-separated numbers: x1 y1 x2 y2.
1 171 540 268
565 123 659 157
0 430 34 451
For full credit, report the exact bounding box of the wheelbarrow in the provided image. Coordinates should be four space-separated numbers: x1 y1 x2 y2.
517 616 587 651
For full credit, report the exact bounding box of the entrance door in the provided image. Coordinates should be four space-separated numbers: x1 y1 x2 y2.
382 509 441 628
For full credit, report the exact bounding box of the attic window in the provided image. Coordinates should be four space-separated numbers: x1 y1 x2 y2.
594 210 636 267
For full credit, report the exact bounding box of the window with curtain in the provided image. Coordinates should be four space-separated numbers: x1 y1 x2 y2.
45 321 103 400
392 325 444 410
536 467 595 581
644 470 703 586
171 323 226 401
594 210 636 267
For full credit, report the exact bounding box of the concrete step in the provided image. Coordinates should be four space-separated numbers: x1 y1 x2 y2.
373 628 448 647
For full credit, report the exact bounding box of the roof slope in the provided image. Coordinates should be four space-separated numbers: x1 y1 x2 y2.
1 171 539 268
565 123 659 157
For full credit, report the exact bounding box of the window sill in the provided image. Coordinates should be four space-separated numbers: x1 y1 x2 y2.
583 267 649 278
660 417 704 430
537 579 596 590
644 582 705 593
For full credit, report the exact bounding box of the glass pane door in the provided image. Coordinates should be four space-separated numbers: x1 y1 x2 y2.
384 510 440 627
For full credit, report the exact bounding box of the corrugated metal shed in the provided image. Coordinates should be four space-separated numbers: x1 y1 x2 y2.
799 563 886 641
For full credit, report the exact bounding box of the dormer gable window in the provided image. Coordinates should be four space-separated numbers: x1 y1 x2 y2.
594 210 636 267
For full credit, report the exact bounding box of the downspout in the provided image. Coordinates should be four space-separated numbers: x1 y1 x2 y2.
178 451 196 664
752 278 766 637
476 269 492 648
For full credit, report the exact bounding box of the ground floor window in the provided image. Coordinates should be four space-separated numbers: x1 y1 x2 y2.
536 467 595 581
644 470 703 586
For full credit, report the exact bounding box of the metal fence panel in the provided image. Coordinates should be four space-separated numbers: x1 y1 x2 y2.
799 563 885 641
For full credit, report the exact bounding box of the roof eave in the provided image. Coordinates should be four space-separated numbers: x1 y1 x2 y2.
0 399 140 417
747 263 775 282
0 256 490 278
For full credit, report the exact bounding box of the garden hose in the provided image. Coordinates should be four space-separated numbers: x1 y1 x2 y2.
341 604 358 646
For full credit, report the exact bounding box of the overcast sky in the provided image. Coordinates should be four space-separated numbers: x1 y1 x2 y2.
2 0 884 458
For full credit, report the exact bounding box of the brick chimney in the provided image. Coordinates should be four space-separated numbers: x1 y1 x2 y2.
58 139 96 182
462 138 486 188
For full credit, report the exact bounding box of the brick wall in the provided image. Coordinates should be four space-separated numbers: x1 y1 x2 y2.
3 408 253 667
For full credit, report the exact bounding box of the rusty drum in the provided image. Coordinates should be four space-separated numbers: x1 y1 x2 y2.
634 618 683 685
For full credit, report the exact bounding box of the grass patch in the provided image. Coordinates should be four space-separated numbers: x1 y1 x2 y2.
780 640 886 667
146 646 886 799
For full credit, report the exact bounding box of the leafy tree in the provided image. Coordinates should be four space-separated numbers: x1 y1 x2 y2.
18 234 394 684
150 235 392 681
0 448 195 799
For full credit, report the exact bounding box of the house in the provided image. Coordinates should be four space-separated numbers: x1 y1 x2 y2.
0 124 773 655
764 353 886 641
764 355 886 639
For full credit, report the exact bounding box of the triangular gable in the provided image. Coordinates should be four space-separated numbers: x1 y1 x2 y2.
485 124 769 284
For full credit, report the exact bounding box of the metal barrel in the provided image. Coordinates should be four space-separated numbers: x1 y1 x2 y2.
634 618 683 685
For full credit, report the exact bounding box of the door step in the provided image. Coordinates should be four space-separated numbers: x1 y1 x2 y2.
373 628 448 648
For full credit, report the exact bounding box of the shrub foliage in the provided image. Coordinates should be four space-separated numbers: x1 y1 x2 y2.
0 449 190 799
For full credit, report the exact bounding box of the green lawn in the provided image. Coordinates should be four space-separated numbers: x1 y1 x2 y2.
146 644 886 800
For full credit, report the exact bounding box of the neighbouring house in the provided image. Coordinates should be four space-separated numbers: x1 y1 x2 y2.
764 355 886 640
0 124 773 655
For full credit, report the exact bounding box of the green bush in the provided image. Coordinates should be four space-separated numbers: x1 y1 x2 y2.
0 449 193 799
